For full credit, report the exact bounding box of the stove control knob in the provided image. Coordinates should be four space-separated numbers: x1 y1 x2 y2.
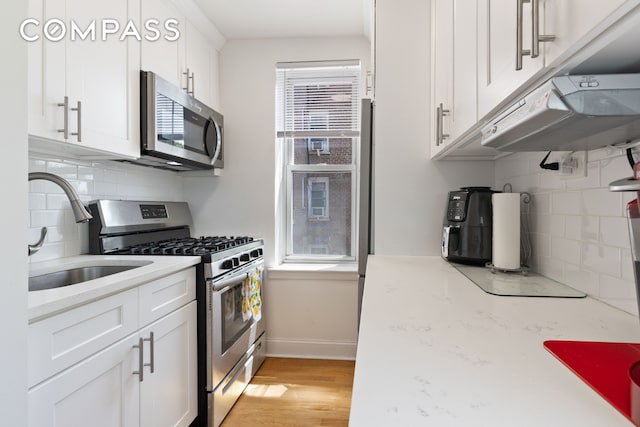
232 257 240 267
240 253 250 262
250 250 259 258
221 259 234 270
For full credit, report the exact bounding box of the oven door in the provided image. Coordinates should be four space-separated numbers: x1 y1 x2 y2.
207 259 265 391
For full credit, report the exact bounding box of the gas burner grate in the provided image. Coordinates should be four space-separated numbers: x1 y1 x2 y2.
120 236 254 256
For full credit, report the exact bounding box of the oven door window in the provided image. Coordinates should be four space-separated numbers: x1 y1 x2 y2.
220 267 262 353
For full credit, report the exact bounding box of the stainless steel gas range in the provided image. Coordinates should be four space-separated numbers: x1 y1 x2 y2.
88 200 266 427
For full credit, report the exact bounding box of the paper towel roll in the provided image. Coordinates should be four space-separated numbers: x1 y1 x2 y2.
492 193 521 270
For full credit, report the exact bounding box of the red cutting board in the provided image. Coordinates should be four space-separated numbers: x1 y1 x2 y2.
544 340 640 424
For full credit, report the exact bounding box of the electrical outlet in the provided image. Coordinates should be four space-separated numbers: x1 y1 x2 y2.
560 151 587 179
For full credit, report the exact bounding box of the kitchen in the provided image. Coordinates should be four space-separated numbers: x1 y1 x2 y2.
5 0 640 425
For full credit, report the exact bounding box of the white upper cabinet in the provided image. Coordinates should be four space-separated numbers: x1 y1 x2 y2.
477 0 545 119
431 0 478 158
140 0 185 88
27 0 140 159
543 0 626 65
141 0 219 108
184 21 218 108
437 0 640 159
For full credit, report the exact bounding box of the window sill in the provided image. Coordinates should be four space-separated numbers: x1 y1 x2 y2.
267 263 358 281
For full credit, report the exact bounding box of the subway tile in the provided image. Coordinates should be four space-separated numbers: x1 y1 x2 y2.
551 237 581 265
531 193 551 214
29 193 46 210
599 273 636 300
46 161 77 179
549 214 565 237
565 215 598 242
29 242 66 263
30 210 65 228
622 249 634 282
581 188 621 217
581 243 621 277
600 154 633 188
537 170 565 192
536 256 564 282
600 216 631 249
600 297 638 316
563 263 599 296
551 191 581 215
564 161 600 190
530 233 551 259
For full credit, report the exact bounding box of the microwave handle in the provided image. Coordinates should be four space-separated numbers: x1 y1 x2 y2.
212 120 222 164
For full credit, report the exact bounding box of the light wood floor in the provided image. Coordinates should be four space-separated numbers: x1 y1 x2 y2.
220 357 356 427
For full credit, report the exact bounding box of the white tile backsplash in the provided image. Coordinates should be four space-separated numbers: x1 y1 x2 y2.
28 153 184 263
496 149 639 315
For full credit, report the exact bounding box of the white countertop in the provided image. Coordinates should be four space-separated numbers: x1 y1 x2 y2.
28 255 201 322
349 256 640 427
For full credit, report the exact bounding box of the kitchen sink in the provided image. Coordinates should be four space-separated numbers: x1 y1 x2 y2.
29 264 144 292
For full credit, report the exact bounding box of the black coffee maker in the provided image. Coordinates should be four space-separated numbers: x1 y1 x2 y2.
441 187 497 265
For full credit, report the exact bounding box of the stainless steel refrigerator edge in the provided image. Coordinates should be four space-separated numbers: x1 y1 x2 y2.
358 98 374 328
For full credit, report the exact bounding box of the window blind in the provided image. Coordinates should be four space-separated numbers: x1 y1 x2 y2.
276 61 361 138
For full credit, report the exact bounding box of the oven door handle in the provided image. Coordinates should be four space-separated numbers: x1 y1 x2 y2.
209 260 263 291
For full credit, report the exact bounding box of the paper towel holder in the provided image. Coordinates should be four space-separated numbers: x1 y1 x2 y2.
485 186 532 276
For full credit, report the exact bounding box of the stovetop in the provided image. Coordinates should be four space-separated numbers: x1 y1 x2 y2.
115 236 255 256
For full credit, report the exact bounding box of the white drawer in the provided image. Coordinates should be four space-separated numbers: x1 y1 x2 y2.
28 288 138 388
138 268 196 327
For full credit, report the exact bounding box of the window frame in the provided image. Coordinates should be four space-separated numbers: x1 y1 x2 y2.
276 60 361 264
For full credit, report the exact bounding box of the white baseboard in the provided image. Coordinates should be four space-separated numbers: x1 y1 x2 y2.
266 338 357 360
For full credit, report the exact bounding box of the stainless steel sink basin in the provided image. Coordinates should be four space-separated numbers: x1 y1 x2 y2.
29 265 142 292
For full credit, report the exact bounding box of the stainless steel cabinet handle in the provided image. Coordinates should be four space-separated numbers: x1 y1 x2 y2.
183 68 194 96
70 101 81 142
144 332 155 374
436 103 450 147
132 337 144 382
516 0 531 70
57 96 69 139
530 0 555 58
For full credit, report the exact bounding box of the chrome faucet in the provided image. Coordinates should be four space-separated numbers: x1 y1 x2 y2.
28 172 93 255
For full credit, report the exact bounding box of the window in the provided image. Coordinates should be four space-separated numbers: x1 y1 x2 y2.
307 177 329 219
276 60 361 263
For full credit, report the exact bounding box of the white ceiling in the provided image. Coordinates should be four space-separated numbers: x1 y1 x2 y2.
193 0 372 41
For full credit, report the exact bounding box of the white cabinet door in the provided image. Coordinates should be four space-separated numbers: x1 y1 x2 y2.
543 0 626 64
28 0 140 159
431 0 478 158
140 0 185 87
185 21 215 107
139 301 198 427
477 0 544 118
28 333 140 427
451 0 478 139
430 0 453 157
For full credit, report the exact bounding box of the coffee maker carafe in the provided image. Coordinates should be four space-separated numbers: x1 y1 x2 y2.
442 187 497 265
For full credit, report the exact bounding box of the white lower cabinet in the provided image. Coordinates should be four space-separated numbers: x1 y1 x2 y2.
28 268 197 427
139 302 198 427
28 333 141 427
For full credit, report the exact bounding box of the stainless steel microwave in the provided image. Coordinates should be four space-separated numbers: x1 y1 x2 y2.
139 70 223 171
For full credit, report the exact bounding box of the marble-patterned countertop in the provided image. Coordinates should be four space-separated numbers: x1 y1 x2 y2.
349 255 640 427
28 255 201 322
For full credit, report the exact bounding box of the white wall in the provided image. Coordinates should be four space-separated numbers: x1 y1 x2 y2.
1 3 28 424
373 0 495 256
496 149 640 315
182 36 370 359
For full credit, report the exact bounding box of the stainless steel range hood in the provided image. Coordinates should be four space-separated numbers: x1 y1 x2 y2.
480 74 640 152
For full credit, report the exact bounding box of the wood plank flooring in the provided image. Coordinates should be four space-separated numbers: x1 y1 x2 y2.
220 357 356 427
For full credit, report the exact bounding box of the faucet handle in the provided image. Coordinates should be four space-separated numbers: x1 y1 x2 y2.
28 227 47 256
